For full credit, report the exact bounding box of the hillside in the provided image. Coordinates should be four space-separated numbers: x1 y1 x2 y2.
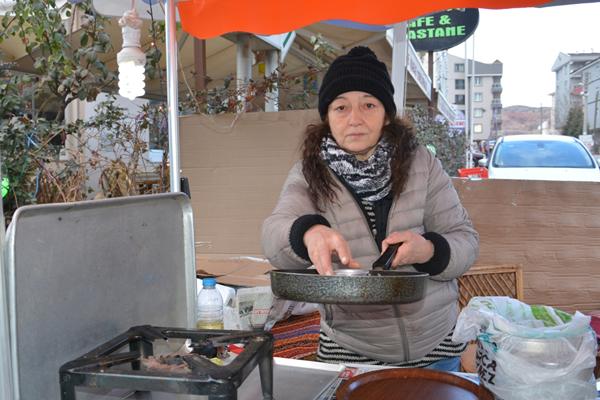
502 105 552 134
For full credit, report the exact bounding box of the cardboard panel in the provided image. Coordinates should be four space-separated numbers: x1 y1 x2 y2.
180 109 600 314
454 178 600 313
180 109 315 256
196 255 273 287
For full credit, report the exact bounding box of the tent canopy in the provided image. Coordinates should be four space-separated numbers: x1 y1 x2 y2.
178 0 554 39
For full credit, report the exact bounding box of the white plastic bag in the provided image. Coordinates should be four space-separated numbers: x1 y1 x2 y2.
453 297 598 400
264 299 319 331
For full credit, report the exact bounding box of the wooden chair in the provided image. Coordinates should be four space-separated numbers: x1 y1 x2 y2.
457 264 524 373
458 264 524 309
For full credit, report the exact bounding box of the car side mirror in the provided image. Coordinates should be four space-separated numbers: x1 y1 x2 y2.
478 158 488 167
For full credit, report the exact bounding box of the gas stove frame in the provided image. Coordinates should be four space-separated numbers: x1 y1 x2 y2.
59 325 273 400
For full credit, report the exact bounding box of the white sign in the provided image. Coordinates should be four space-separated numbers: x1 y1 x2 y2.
450 110 465 130
406 44 432 100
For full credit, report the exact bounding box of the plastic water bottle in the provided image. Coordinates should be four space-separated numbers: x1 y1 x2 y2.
196 277 224 329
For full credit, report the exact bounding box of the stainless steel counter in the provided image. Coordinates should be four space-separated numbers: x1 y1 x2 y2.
239 357 344 400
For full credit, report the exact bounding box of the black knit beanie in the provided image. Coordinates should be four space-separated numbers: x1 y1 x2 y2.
318 46 396 120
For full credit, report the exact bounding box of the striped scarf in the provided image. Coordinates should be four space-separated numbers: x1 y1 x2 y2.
321 136 392 239
320 136 392 203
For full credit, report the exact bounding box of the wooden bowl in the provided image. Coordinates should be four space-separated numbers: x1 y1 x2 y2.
336 368 494 400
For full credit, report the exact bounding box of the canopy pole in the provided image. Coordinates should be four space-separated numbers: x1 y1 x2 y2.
166 0 180 192
236 34 252 107
469 34 475 167
264 50 279 112
391 22 408 116
464 39 470 168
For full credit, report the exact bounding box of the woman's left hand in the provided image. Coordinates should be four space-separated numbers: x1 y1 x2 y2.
381 231 434 268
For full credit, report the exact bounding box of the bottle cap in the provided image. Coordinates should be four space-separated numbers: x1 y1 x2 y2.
202 277 217 287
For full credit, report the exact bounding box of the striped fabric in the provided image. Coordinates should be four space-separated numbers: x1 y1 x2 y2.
361 200 377 237
316 327 467 368
271 312 321 359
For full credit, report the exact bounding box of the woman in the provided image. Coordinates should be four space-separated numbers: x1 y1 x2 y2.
262 46 479 371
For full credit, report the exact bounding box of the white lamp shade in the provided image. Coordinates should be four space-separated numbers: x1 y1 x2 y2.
116 8 146 101
118 60 146 100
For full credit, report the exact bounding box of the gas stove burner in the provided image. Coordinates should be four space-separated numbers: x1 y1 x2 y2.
59 325 273 399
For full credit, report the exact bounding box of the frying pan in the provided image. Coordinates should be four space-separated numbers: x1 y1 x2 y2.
270 244 429 305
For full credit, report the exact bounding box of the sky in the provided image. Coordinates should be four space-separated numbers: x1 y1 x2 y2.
447 3 600 108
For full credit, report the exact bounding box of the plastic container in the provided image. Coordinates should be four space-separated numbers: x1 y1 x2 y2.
457 167 488 179
196 277 224 329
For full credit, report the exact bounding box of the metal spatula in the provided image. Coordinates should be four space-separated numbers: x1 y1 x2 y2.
372 243 402 270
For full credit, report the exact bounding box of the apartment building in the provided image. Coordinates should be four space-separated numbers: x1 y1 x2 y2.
446 53 503 141
552 52 600 131
573 56 600 136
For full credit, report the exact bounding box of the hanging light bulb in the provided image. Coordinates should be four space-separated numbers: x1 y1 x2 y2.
117 8 146 100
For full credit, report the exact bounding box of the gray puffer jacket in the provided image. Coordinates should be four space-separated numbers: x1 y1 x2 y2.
262 145 479 362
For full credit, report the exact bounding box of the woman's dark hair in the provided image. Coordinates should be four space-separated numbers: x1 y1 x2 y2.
301 113 418 210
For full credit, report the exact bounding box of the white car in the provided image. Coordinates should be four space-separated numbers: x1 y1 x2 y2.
485 134 600 182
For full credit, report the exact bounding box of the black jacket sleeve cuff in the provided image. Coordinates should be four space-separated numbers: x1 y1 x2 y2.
413 232 451 276
289 214 331 261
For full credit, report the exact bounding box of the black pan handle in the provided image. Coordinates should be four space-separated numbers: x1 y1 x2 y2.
372 243 402 270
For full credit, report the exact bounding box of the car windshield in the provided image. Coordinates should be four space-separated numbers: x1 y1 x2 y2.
492 140 595 168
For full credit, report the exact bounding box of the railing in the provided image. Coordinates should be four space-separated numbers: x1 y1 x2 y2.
385 29 432 101
436 90 456 121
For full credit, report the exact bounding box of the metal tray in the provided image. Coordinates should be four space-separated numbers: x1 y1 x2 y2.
270 269 428 304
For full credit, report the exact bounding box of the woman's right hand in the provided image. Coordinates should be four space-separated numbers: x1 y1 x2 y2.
303 225 359 275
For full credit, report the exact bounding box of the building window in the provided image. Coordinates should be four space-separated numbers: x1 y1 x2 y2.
493 76 501 83
474 124 483 133
474 77 482 86
454 63 465 72
474 108 484 117
474 92 483 102
455 79 465 90
455 95 465 105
